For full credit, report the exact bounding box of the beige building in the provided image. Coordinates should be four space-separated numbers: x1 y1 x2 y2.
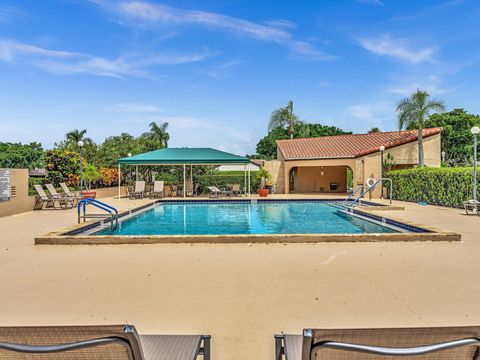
270 128 442 198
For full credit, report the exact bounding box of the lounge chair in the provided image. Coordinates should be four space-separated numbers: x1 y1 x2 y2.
207 186 231 198
275 326 480 360
151 180 164 198
45 183 76 208
130 181 146 199
0 324 211 360
464 199 480 215
60 182 80 204
33 184 70 209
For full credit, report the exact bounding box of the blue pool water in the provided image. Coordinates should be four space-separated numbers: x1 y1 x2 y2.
96 201 398 235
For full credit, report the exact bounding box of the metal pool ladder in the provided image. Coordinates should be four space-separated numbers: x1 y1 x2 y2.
348 178 392 206
77 198 119 230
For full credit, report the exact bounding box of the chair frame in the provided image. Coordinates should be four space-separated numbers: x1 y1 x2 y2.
130 181 146 199
275 328 480 360
464 200 480 215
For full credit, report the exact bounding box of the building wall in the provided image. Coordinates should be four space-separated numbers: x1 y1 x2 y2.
263 160 285 193
0 169 36 218
275 133 441 197
295 166 347 193
0 168 127 218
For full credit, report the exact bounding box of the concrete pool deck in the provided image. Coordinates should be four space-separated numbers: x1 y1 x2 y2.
0 195 479 359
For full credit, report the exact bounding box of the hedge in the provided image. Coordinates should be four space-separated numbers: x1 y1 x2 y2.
195 173 260 194
385 167 478 208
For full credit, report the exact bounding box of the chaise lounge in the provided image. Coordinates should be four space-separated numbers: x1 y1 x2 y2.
275 326 480 360
45 183 76 208
33 184 71 210
0 324 211 360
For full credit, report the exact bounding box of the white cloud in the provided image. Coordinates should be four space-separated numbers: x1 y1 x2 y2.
107 102 161 113
88 0 334 60
0 38 213 77
357 34 436 64
356 0 384 5
386 75 460 95
347 101 395 130
0 5 24 23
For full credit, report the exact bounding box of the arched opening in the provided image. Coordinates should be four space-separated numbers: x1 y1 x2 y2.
289 167 297 192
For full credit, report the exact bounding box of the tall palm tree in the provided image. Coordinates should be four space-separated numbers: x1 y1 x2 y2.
148 121 170 148
268 101 302 139
396 89 446 167
65 129 92 147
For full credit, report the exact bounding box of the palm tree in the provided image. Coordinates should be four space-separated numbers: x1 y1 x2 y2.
148 121 170 148
396 89 446 167
65 129 92 147
268 101 302 139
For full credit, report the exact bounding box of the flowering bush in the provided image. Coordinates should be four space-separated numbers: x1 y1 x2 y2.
98 167 119 187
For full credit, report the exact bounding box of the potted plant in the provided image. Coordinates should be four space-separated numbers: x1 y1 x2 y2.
257 168 272 197
81 164 101 199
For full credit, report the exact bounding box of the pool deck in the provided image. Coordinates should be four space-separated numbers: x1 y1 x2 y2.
0 195 479 359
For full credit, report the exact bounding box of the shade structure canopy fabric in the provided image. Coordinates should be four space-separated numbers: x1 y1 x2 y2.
118 147 250 165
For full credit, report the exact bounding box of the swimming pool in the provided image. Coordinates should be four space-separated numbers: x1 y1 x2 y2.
96 201 398 236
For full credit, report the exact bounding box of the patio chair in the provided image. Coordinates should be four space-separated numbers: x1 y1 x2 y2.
231 183 242 196
59 182 80 204
45 183 76 208
33 184 55 209
130 181 146 199
207 186 231 198
151 180 164 198
274 326 480 360
33 184 70 210
185 180 194 197
464 199 480 215
0 324 211 360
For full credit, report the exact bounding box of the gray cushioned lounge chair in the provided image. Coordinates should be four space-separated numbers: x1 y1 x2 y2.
45 183 76 208
0 324 211 360
275 326 480 360
33 184 70 209
60 182 80 204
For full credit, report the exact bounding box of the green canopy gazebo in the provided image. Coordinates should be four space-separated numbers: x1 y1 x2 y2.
117 147 252 198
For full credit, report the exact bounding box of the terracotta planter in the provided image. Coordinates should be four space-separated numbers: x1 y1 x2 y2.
80 191 97 199
257 189 269 197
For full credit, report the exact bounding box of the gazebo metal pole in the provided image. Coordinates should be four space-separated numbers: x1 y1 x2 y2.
244 165 247 196
118 164 121 199
183 164 186 198
248 166 251 197
191 165 193 196
135 165 138 181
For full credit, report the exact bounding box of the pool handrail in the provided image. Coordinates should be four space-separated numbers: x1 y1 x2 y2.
77 198 119 229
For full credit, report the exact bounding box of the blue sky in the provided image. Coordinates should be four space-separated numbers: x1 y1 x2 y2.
1 0 480 155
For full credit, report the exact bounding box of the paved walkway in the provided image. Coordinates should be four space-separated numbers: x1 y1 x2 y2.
0 196 478 360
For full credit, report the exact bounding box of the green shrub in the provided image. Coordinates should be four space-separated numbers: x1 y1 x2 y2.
195 173 260 194
385 167 478 208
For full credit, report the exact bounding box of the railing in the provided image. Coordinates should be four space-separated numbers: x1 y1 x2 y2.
77 198 119 230
344 186 364 202
349 178 392 206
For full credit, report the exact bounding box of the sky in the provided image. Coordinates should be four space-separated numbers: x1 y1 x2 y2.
1 0 480 155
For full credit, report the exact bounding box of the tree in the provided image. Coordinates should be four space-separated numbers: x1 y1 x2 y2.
368 127 381 133
268 101 302 139
256 123 350 159
396 89 446 167
96 133 141 168
83 164 101 191
425 109 480 166
45 149 81 186
65 129 92 145
0 142 44 169
142 121 170 149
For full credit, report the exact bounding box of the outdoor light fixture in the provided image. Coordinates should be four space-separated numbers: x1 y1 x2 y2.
127 153 132 157
471 126 479 203
77 140 84 193
441 151 446 162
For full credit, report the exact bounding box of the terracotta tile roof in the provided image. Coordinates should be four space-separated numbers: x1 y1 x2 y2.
276 128 442 160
